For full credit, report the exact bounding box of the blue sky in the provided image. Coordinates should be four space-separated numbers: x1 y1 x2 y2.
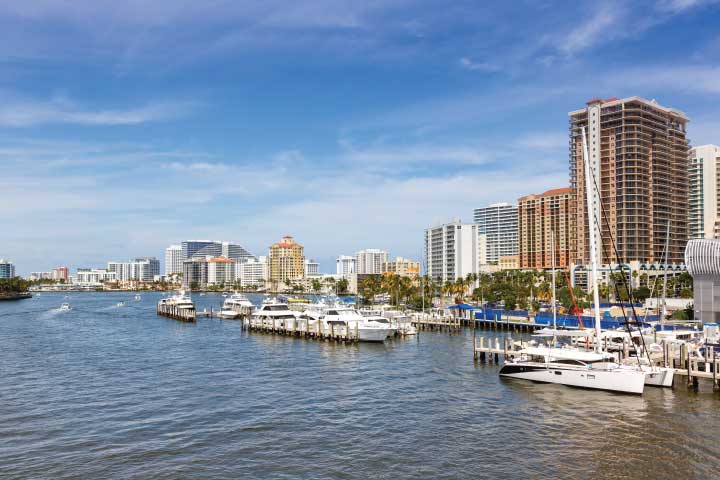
2 0 720 274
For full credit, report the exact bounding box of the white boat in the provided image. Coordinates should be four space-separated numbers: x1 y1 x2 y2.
116 301 126 307
218 293 254 319
321 307 392 342
249 301 298 329
60 303 71 311
159 290 195 310
134 294 141 301
361 315 397 338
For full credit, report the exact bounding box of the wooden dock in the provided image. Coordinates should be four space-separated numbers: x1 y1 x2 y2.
156 303 196 322
411 313 462 331
243 316 361 343
473 335 720 391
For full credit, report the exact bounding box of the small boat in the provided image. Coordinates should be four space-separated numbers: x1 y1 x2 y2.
60 303 71 311
134 294 141 301
116 301 126 308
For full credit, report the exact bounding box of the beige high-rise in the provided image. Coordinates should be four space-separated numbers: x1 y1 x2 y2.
269 235 305 282
518 188 572 269
569 97 689 265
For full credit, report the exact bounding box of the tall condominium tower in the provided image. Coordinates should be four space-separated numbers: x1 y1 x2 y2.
688 145 720 239
518 188 572 269
472 203 518 264
165 245 183 275
336 255 356 278
424 221 479 283
569 97 689 265
181 240 253 262
355 249 388 275
268 235 305 282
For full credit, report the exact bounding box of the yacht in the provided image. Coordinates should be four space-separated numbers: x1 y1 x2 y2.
249 300 298 330
159 290 195 310
218 293 254 319
59 302 71 311
321 307 393 342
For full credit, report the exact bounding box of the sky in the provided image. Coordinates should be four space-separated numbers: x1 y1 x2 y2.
2 0 720 275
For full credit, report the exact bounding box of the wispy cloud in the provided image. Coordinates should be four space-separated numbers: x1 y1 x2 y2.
459 57 500 72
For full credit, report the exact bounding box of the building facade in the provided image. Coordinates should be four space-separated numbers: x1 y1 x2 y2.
207 256 236 286
424 221 480 283
269 236 305 282
688 145 720 240
52 266 69 281
237 256 268 287
685 239 720 322
0 259 15 279
355 249 388 275
75 268 116 285
569 96 689 266
381 257 420 277
518 187 572 269
108 257 160 282
473 203 519 264
305 259 320 277
181 240 252 262
165 245 183 275
336 255 356 278
182 257 209 289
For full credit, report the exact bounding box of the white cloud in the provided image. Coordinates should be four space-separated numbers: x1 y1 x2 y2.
459 57 500 72
0 93 199 127
558 6 617 55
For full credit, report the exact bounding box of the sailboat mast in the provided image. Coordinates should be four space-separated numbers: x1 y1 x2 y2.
581 126 603 352
661 220 670 321
550 228 557 346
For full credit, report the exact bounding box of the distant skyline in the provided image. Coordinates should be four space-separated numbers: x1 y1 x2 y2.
2 1 720 274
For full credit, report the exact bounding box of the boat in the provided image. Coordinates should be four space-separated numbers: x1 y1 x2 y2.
218 293 254 319
500 172 646 394
320 307 393 342
116 301 126 307
60 303 71 311
159 290 195 310
134 294 141 301
249 300 298 330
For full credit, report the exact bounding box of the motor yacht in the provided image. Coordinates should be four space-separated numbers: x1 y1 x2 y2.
218 293 254 319
159 290 195 310
249 301 298 330
321 307 393 342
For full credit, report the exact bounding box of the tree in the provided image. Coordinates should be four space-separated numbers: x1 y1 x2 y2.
337 278 349 294
189 281 199 291
311 279 322 293
633 286 651 301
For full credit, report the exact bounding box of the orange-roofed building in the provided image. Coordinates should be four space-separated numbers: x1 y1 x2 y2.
269 235 305 282
518 187 572 269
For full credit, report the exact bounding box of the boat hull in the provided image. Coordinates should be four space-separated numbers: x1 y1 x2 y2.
357 328 392 342
643 367 674 387
499 364 645 394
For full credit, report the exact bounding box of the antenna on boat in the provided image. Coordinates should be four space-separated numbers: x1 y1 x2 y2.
581 126 603 352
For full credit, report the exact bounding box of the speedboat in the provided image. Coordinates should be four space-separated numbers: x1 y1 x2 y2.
499 346 646 394
134 294 141 301
116 301 126 307
60 303 71 311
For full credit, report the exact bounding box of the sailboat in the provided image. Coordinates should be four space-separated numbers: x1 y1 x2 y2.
499 127 646 394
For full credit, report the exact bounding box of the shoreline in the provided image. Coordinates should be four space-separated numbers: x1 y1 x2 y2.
0 292 33 301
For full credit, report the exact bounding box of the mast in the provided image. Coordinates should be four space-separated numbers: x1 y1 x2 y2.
581 126 603 352
551 229 557 345
661 220 670 323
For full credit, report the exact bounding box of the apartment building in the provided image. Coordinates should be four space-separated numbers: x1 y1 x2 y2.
518 188 572 269
473 203 518 264
424 221 480 283
688 145 720 239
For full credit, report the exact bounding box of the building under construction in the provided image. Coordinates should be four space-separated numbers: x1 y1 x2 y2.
569 97 689 267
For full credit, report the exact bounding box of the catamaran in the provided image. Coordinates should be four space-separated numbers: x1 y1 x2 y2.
500 128 646 394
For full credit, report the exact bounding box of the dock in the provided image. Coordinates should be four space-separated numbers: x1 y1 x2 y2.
411 313 462 332
156 303 196 322
473 335 720 391
243 316 360 343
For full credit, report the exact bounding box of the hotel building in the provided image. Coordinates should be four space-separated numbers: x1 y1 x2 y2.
207 256 236 286
688 145 720 239
237 256 268 287
336 255 356 278
268 235 305 282
569 97 689 266
473 203 518 264
518 188 572 269
381 257 420 277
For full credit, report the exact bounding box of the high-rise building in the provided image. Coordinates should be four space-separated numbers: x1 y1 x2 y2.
107 257 160 282
269 235 305 282
52 266 69 281
182 240 218 259
221 242 253 263
182 257 209 289
207 256 236 286
0 259 15 279
569 96 689 265
473 203 518 264
165 245 183 275
355 249 388 274
237 256 268 287
381 257 420 277
688 145 720 240
336 255 356 278
424 221 480 283
75 268 116 284
305 259 320 277
518 188 572 269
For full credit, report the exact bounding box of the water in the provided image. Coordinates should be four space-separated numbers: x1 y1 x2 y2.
2 292 719 479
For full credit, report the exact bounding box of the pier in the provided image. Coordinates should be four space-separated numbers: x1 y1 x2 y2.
156 303 196 322
411 313 462 332
243 316 360 343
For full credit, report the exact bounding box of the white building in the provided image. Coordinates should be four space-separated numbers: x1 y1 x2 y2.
75 268 116 285
305 258 320 277
107 257 160 282
237 256 268 287
689 145 720 239
424 221 480 283
355 249 388 274
207 257 236 286
29 272 52 281
336 255 356 278
165 245 183 275
473 203 518 264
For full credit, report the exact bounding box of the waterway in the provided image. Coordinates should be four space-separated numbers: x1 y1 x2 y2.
2 292 719 479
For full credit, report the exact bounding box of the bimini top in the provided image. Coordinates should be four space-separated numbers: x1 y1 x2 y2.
685 239 720 276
